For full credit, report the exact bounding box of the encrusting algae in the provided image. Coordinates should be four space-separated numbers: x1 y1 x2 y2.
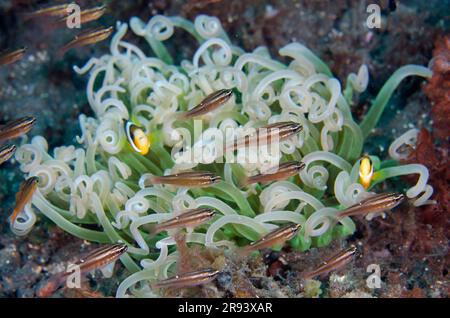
8 14 436 297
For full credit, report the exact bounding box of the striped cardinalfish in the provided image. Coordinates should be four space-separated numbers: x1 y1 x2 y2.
227 121 302 152
337 192 405 219
179 89 233 119
21 3 74 20
54 5 106 27
0 47 27 66
37 243 128 297
152 268 220 289
241 223 301 255
303 245 357 280
0 144 17 166
140 171 221 188
58 26 113 56
10 177 39 225
242 161 305 186
150 208 215 235
0 116 36 142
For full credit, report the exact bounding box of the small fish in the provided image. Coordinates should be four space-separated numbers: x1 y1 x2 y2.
241 223 301 254
37 243 127 298
141 171 221 188
0 47 27 66
0 116 36 142
359 155 373 189
125 121 150 155
58 26 113 56
303 245 357 280
70 243 128 274
152 268 220 289
179 89 233 119
10 177 39 225
22 3 74 20
0 144 17 166
243 161 305 186
227 121 302 152
337 192 405 219
55 5 106 27
151 208 215 234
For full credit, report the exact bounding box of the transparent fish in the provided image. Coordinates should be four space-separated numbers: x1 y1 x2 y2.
0 116 36 142
152 268 220 289
243 161 305 186
180 89 232 119
21 3 74 20
241 223 301 254
141 171 221 188
151 208 215 234
0 47 26 66
37 243 127 298
59 26 113 56
55 5 106 27
10 176 39 225
303 245 357 280
337 192 405 219
0 144 17 166
228 121 302 152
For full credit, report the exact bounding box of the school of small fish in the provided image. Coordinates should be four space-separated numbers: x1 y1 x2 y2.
0 1 409 297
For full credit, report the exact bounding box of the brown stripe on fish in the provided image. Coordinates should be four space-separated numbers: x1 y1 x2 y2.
141 171 221 188
0 144 17 166
58 26 113 56
303 245 357 280
0 116 36 141
153 208 215 234
243 161 305 186
337 192 405 219
10 176 39 225
241 223 301 254
152 268 220 289
227 121 302 152
180 89 233 119
0 47 27 66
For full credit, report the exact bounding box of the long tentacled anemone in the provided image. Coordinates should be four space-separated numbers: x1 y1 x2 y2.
13 15 434 297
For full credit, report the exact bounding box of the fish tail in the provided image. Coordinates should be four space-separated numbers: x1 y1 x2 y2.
144 223 160 236
36 273 65 298
138 173 159 188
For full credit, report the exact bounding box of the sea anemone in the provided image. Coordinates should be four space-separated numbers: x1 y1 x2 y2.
12 15 434 297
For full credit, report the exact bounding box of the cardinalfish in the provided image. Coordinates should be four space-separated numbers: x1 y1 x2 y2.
337 192 405 219
0 144 17 166
58 26 113 56
227 121 302 152
0 116 36 142
141 171 221 188
149 208 215 235
359 155 374 189
125 121 151 155
21 3 74 20
37 243 128 298
152 268 220 289
10 177 39 225
179 89 233 119
0 47 27 66
240 223 301 255
242 161 305 186
54 5 106 27
303 245 357 280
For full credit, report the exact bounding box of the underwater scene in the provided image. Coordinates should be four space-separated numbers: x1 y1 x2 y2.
0 0 448 299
